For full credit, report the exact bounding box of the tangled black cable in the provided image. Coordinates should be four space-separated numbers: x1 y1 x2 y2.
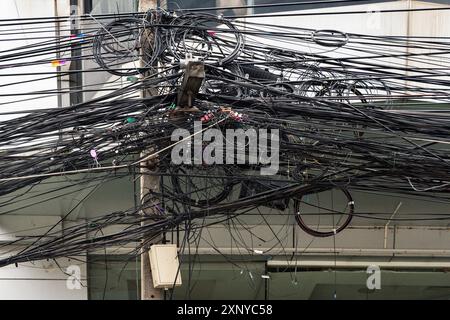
294 187 354 237
1 8 450 267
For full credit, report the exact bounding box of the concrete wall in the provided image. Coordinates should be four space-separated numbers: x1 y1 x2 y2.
0 0 88 300
0 215 87 299
0 258 87 300
0 1 73 121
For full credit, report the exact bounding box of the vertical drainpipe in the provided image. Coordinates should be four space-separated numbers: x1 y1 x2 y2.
54 0 62 109
69 0 83 106
405 0 412 98
247 0 254 15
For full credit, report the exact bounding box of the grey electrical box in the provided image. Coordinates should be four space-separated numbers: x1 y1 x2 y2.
149 244 182 289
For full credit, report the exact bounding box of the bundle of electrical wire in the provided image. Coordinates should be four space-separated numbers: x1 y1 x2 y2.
1 8 450 267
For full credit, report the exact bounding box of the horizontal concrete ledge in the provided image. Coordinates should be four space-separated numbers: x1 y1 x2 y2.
192 247 450 257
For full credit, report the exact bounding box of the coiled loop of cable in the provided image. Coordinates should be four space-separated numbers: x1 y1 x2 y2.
167 13 244 65
93 17 156 76
294 187 354 237
311 29 349 48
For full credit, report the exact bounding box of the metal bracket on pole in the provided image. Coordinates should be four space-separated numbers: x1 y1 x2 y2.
176 61 205 109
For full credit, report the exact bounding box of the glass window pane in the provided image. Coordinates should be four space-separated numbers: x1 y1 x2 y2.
88 255 141 300
269 269 450 300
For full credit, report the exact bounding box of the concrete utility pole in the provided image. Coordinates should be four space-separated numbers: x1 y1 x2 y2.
137 0 204 300
139 0 162 300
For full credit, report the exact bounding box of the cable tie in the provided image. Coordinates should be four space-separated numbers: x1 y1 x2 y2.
126 76 138 83
90 149 100 168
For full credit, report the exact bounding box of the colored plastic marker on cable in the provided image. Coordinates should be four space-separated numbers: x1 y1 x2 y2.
51 59 67 67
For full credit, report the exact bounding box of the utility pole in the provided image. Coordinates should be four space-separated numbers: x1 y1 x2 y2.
139 0 162 301
138 1 204 300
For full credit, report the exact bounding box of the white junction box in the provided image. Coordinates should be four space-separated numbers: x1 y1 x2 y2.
149 244 182 289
